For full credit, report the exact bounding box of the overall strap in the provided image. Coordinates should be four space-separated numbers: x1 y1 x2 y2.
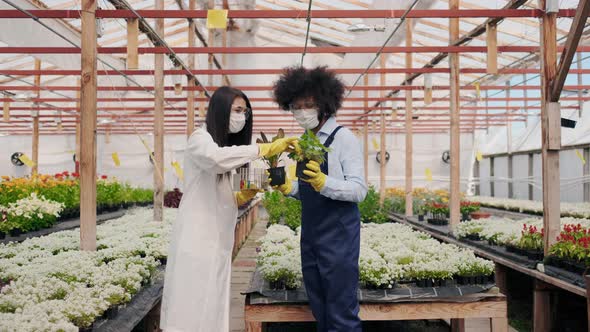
324 126 343 148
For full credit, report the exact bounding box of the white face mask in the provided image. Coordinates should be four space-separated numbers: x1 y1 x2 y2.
293 109 320 130
229 112 246 133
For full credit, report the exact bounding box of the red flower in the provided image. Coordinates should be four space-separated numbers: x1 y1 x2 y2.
101 175 108 180
72 172 80 178
62 171 70 177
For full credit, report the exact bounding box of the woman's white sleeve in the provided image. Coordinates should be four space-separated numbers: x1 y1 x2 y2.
187 129 260 174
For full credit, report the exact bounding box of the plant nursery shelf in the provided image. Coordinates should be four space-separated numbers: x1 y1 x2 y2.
390 214 587 298
244 292 508 332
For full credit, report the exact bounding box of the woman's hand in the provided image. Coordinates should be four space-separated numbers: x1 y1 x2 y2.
235 187 262 206
258 137 300 158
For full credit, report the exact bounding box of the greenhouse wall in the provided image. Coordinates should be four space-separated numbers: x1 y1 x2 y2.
478 147 589 203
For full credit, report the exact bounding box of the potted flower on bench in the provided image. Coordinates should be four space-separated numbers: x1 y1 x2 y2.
425 202 449 226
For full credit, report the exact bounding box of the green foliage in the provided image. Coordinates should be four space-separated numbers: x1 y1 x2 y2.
262 191 302 230
358 186 391 224
257 129 285 168
288 130 330 164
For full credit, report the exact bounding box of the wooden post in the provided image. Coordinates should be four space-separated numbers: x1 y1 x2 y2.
494 263 508 295
485 90 490 134
449 0 461 226
490 156 495 197
506 81 513 199
533 280 552 332
153 0 165 222
577 52 584 118
2 101 9 122
405 19 413 217
126 18 139 69
523 74 529 127
528 153 534 200
32 59 41 176
379 54 387 204
186 0 196 137
79 0 97 251
363 75 369 184
539 0 560 256
474 159 480 196
584 148 590 203
486 22 498 74
75 78 81 174
208 0 215 88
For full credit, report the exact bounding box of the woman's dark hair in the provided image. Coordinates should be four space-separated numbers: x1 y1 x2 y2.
206 86 253 147
272 66 345 120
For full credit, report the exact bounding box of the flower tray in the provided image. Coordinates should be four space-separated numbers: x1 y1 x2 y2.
427 218 449 226
363 282 396 290
461 213 472 222
543 264 587 289
463 233 482 241
505 245 544 261
415 278 456 288
544 256 587 275
456 275 495 285
269 280 297 291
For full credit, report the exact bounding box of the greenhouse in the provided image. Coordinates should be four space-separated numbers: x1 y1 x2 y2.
0 0 589 331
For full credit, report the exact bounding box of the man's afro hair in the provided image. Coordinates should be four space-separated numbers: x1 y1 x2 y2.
272 66 345 119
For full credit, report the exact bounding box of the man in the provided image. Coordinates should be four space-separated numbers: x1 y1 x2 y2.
272 66 368 331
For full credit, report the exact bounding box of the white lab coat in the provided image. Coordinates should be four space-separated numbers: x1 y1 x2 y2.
160 127 259 332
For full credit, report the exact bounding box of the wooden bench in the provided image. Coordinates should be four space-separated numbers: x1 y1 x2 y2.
244 292 508 332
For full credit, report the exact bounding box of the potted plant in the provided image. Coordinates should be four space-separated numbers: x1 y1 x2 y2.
164 188 183 208
257 129 288 186
288 129 330 180
460 201 480 221
545 224 589 274
507 224 544 261
425 202 449 226
415 201 426 222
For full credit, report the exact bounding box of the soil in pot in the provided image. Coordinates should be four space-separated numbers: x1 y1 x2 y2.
296 159 311 180
268 166 286 186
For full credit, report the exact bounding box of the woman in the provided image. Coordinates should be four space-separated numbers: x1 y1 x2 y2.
161 86 297 332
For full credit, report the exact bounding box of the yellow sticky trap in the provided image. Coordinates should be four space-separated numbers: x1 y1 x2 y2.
19 154 35 167
172 161 184 181
372 137 379 151
206 9 228 29
476 151 483 162
112 152 121 167
288 164 297 180
474 82 481 100
576 150 586 165
425 168 433 182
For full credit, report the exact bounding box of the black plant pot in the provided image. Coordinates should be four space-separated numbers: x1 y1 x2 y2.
269 280 286 290
268 166 286 186
102 306 119 320
9 229 21 237
427 218 448 226
79 324 93 332
296 159 311 180
465 233 481 241
418 215 425 222
0 232 5 240
159 257 168 265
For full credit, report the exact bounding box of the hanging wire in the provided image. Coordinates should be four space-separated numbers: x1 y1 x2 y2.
345 0 421 99
300 0 313 66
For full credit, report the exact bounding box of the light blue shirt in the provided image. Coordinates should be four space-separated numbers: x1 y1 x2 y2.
290 117 368 203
